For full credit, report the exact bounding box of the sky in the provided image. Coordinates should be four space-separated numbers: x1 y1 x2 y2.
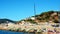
0 0 60 21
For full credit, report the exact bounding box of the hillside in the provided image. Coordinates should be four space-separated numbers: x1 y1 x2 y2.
18 11 60 24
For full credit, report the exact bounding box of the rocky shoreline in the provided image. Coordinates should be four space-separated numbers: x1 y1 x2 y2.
0 23 60 32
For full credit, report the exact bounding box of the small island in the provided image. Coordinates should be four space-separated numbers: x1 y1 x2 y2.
0 11 60 34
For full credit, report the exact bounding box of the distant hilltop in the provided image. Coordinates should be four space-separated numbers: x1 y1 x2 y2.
18 11 60 24
0 19 16 24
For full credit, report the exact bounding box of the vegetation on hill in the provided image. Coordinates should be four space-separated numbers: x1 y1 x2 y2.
18 11 60 24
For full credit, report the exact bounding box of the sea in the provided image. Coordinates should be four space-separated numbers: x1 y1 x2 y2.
0 30 35 34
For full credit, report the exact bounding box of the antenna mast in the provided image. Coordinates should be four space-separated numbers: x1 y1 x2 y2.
34 0 36 19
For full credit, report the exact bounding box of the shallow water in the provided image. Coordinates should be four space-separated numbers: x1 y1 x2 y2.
0 30 35 34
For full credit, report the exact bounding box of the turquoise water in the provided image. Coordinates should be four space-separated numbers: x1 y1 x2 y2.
0 30 34 34
0 30 23 34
